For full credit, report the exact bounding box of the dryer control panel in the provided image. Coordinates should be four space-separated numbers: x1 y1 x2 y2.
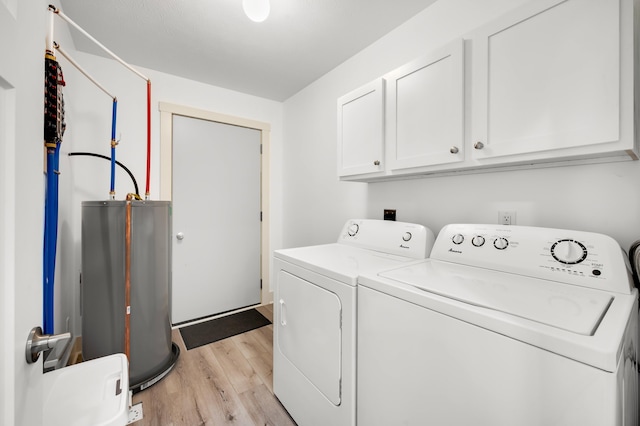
432 224 634 294
338 219 436 259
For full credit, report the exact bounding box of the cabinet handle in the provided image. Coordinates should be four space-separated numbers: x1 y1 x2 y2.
474 141 484 150
450 146 459 154
373 160 380 166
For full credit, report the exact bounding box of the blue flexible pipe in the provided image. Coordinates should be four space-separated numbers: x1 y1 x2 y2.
43 52 64 335
43 151 53 334
110 99 117 197
43 145 60 334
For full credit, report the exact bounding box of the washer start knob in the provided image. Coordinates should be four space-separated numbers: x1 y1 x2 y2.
551 239 588 265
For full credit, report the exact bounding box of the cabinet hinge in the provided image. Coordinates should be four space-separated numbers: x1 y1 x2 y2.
260 279 263 289
260 211 263 222
260 144 263 154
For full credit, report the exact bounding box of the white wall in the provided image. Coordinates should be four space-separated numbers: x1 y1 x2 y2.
56 48 283 337
48 0 640 340
282 0 640 252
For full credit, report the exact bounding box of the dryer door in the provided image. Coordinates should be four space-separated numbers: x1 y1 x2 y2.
277 270 342 405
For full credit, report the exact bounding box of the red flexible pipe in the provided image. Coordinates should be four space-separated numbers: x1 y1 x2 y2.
145 80 151 199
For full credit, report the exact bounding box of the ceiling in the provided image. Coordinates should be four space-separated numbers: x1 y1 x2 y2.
57 0 438 101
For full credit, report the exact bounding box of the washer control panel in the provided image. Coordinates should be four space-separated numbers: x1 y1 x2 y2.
338 219 436 259
433 224 633 294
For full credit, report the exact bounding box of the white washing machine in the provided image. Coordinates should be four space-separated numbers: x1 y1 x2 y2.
358 224 638 426
273 219 435 426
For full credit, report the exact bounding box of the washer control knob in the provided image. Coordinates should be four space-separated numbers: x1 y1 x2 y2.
347 223 359 237
551 239 588 265
471 235 485 247
494 237 509 250
452 234 464 245
402 232 412 242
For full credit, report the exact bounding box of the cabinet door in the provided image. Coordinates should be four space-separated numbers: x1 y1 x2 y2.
471 0 621 160
337 79 385 177
387 39 464 170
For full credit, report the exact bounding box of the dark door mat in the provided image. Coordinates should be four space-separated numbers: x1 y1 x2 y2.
180 308 271 350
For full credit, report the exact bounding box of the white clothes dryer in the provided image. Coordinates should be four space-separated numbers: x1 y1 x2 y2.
273 219 435 426
357 224 638 426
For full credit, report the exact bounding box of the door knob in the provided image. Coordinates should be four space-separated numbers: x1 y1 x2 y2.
26 326 71 364
176 232 184 240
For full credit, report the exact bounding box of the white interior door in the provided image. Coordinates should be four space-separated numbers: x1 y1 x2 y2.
1 2 45 425
171 115 262 324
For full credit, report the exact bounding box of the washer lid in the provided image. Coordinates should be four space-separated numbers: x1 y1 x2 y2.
379 260 613 336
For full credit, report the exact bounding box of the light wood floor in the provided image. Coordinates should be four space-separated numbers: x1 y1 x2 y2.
131 304 296 426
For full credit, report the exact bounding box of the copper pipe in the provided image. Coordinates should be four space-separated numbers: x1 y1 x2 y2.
145 80 151 199
124 194 133 361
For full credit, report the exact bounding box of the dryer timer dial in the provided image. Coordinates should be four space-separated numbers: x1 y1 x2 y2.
452 234 464 245
471 235 485 247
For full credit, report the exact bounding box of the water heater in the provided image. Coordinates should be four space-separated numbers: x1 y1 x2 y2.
81 200 178 392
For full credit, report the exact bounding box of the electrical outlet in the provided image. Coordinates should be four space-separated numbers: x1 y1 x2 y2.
384 209 396 221
498 211 516 225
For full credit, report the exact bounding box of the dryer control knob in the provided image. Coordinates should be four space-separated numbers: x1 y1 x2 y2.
452 234 464 245
402 232 412 242
472 235 485 247
347 224 359 237
494 237 509 250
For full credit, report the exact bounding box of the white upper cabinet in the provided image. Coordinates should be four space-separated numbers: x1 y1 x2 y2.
337 78 385 177
336 0 637 182
387 39 465 170
470 0 634 163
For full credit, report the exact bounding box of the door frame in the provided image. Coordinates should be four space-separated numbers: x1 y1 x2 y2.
158 102 271 311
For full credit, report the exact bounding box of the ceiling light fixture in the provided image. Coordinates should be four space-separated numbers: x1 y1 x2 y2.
242 0 270 22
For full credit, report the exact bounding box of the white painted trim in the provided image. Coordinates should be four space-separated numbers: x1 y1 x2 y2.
158 102 272 307
0 80 17 426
